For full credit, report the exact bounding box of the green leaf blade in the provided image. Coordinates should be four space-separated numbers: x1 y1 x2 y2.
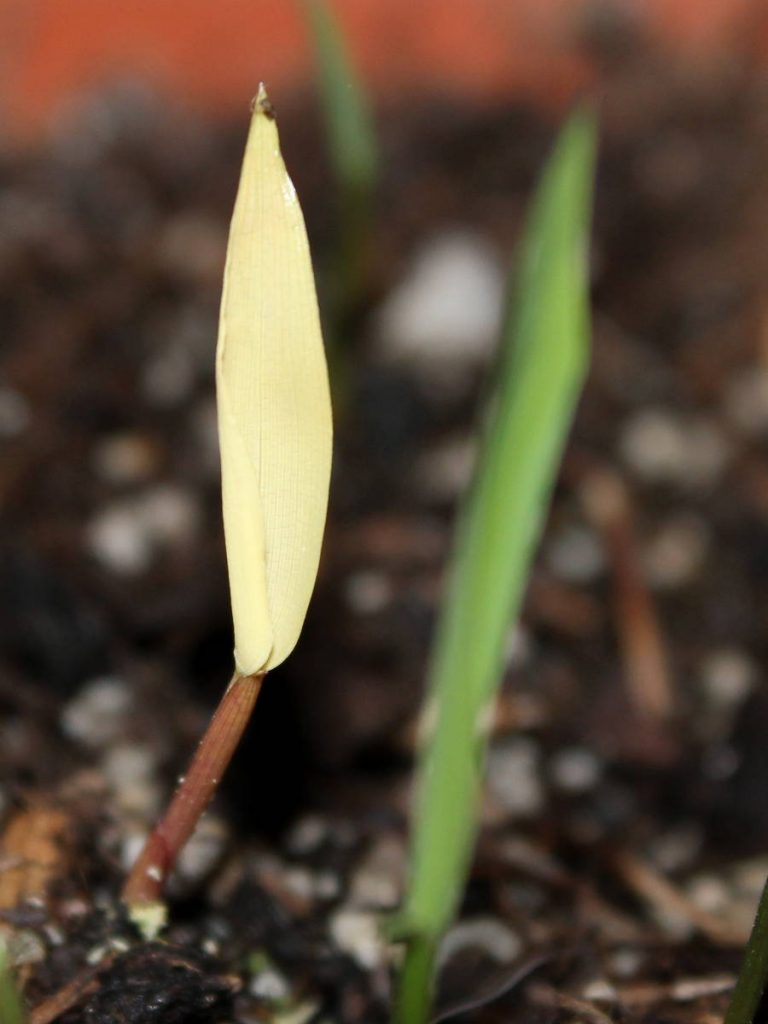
0 940 25 1024
724 877 768 1024
393 108 597 1021
304 0 378 198
302 0 379 351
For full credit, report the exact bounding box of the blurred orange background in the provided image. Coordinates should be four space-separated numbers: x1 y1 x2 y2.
1 0 766 143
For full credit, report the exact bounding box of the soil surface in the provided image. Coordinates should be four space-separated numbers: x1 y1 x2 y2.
2 34 768 1024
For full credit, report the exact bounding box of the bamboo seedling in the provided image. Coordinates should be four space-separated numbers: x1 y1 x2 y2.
392 109 597 1023
122 85 332 930
303 0 378 333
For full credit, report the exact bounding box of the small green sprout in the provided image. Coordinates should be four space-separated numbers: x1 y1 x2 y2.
303 0 378 328
0 940 25 1024
391 108 597 1023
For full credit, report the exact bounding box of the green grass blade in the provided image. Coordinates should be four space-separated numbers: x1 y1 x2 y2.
724 876 768 1024
303 0 378 325
392 108 597 1023
0 940 25 1024
304 0 377 202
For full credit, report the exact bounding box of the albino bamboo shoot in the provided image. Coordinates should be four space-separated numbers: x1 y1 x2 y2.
123 86 332 925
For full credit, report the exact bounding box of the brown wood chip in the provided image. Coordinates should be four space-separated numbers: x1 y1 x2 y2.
0 804 72 911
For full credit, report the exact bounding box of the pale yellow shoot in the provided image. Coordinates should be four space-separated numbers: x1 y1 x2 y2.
217 85 332 676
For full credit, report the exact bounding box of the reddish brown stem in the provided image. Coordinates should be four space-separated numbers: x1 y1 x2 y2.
122 671 264 908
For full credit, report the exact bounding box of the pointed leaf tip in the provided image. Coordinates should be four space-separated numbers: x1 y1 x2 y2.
252 82 275 119
217 102 332 676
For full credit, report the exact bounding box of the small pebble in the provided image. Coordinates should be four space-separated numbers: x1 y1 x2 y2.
86 485 199 574
142 342 196 405
86 501 154 574
582 978 618 1002
620 409 688 482
61 676 132 748
647 824 702 873
652 878 706 934
620 409 730 488
102 743 160 816
545 524 605 584
344 570 393 615
272 1003 319 1024
3 928 46 967
285 815 330 857
608 947 644 979
141 301 217 407
731 857 768 900
413 436 476 502
85 943 111 966
375 231 504 370
139 484 200 545
313 870 341 901
438 917 522 967
672 976 735 1001
91 433 160 485
548 747 602 793
643 515 709 589
350 835 404 909
700 648 755 708
329 909 385 970
723 367 768 436
250 967 290 1001
60 898 90 920
503 624 533 668
120 830 150 873
170 816 229 892
282 867 318 904
42 924 64 947
686 873 729 915
487 737 543 818
679 418 732 488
